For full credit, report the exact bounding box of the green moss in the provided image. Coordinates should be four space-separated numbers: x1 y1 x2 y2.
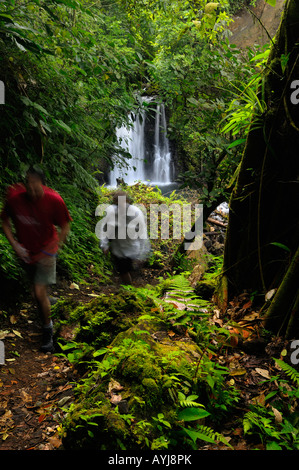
194 278 217 299
55 290 156 348
51 297 79 321
62 397 132 450
59 284 235 450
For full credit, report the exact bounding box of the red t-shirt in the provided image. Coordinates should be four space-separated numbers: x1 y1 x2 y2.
1 183 72 262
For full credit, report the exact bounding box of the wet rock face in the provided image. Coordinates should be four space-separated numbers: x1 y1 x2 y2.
229 0 285 48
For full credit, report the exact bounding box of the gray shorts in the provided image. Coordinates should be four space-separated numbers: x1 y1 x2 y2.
25 255 56 285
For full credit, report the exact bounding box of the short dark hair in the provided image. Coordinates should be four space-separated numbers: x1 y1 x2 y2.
26 165 46 185
112 190 132 206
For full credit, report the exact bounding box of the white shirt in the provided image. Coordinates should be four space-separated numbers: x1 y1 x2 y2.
99 204 150 260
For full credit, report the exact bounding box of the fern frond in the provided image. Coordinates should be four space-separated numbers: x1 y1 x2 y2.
167 275 193 292
182 425 233 448
163 274 210 308
274 358 299 386
179 400 203 408
243 409 280 439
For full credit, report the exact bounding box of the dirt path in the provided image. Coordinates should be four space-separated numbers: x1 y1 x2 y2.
0 302 73 450
0 264 165 450
0 265 288 451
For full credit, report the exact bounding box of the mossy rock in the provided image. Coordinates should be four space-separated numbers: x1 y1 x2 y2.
61 313 207 449
51 297 79 321
54 291 156 348
62 394 133 450
59 284 237 451
64 310 209 450
194 278 217 300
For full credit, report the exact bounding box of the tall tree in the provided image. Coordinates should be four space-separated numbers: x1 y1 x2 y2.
220 0 299 337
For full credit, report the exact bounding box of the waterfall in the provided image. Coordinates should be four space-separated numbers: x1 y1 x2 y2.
109 101 173 187
110 111 147 186
153 104 171 184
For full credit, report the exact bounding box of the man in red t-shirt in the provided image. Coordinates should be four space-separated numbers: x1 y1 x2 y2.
1 166 72 352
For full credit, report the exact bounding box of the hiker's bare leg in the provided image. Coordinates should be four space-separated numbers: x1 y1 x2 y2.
34 283 51 326
120 272 132 285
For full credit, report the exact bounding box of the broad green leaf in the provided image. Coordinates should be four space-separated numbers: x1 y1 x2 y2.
266 441 282 450
265 0 276 6
227 138 246 149
52 119 72 133
178 407 210 422
93 349 108 357
0 14 14 21
270 242 291 253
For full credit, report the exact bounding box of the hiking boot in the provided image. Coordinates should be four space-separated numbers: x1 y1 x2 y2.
41 325 54 353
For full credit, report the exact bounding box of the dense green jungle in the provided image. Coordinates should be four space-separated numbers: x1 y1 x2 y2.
0 0 299 455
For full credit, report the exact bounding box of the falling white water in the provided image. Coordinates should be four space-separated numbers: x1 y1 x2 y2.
109 101 173 187
109 112 147 186
152 104 172 184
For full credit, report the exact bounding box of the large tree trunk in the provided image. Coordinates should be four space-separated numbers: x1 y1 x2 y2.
220 0 299 336
264 243 299 337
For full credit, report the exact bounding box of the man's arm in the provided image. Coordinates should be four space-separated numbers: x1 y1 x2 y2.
2 218 16 247
2 218 30 263
58 222 70 249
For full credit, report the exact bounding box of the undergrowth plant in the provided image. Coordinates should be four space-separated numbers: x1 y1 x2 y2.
58 272 241 450
243 359 299 450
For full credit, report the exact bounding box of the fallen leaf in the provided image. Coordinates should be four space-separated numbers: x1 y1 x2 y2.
69 282 79 290
251 392 266 406
242 311 260 321
255 368 270 379
242 300 252 310
230 335 239 347
38 414 46 423
48 436 62 448
0 330 10 340
229 368 247 376
46 427 55 434
57 396 72 407
233 428 243 436
10 315 17 324
108 379 123 394
0 410 14 429
272 407 283 424
265 289 276 301
12 330 23 338
110 393 123 405
234 440 248 450
21 389 32 403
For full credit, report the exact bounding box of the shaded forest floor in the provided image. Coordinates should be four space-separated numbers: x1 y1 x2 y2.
0 260 290 451
0 264 164 451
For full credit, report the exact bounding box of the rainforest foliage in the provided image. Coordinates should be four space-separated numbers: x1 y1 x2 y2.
0 0 270 283
1 0 298 452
